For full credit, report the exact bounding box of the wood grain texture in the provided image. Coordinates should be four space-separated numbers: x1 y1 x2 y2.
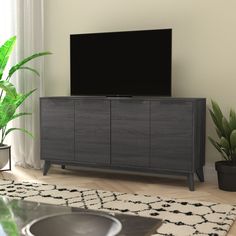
40 99 75 161
111 100 149 167
150 101 193 171
75 99 110 164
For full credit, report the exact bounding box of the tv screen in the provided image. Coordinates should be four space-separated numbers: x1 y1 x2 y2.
70 29 172 96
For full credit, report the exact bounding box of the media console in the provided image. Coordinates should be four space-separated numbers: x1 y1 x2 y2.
40 96 206 191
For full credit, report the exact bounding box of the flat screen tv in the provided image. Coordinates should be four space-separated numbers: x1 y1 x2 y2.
70 28 172 96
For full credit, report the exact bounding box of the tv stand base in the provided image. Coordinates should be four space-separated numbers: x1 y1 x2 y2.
43 161 205 192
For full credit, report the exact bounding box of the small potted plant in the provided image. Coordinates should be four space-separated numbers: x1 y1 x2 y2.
208 100 236 191
0 36 50 169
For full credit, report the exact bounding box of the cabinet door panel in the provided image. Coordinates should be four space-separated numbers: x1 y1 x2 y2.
41 99 74 161
150 101 193 171
111 100 149 167
75 100 110 164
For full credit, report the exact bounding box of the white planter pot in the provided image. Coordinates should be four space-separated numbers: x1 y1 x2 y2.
0 144 10 169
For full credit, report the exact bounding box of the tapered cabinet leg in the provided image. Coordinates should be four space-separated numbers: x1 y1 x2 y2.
43 161 51 176
61 165 66 169
187 173 195 191
196 167 204 182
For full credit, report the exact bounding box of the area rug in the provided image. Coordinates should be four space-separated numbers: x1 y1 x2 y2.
0 179 235 236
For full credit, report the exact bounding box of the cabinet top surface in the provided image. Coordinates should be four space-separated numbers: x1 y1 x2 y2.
40 96 206 101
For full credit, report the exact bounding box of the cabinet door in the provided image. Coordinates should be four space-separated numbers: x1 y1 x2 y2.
75 100 110 164
111 100 149 167
41 99 75 161
150 101 193 171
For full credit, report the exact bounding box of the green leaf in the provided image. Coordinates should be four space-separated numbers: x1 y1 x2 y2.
0 80 17 98
8 51 51 78
0 36 51 145
0 198 20 236
1 220 20 236
0 88 36 134
15 66 40 76
209 108 224 137
210 100 225 135
208 136 229 160
211 100 223 121
220 136 230 150
0 103 17 129
9 112 32 122
229 109 236 130
0 36 16 80
216 128 222 139
219 137 230 156
230 130 236 150
208 136 220 151
222 117 232 139
0 88 35 131
4 128 33 140
15 89 37 108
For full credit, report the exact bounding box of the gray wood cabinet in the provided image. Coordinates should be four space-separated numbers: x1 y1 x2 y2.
75 99 110 165
150 100 193 171
40 99 75 163
40 96 206 191
111 100 149 168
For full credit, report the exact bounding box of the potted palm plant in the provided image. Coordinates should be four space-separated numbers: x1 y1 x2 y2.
0 36 50 169
208 100 236 191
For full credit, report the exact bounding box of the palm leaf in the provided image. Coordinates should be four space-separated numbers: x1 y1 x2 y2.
14 66 40 77
230 130 236 150
0 221 19 236
0 80 17 98
208 136 221 152
211 100 223 121
0 36 16 80
208 108 224 137
0 89 36 131
219 137 230 156
8 51 51 78
208 136 229 160
15 89 37 108
222 117 232 139
220 136 230 150
229 109 236 130
0 198 20 236
0 88 35 129
0 92 18 129
0 103 17 129
4 127 33 140
9 112 32 122
215 128 222 139
0 91 21 128
0 36 51 145
220 148 231 161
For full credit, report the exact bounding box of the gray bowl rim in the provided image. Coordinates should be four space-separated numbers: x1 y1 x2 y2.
21 211 122 236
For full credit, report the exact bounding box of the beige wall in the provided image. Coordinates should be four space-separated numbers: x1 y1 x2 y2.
44 0 236 164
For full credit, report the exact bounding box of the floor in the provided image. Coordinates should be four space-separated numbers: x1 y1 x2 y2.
1 165 236 235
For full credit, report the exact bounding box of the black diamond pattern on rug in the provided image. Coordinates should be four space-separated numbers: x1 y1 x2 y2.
0 179 235 236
